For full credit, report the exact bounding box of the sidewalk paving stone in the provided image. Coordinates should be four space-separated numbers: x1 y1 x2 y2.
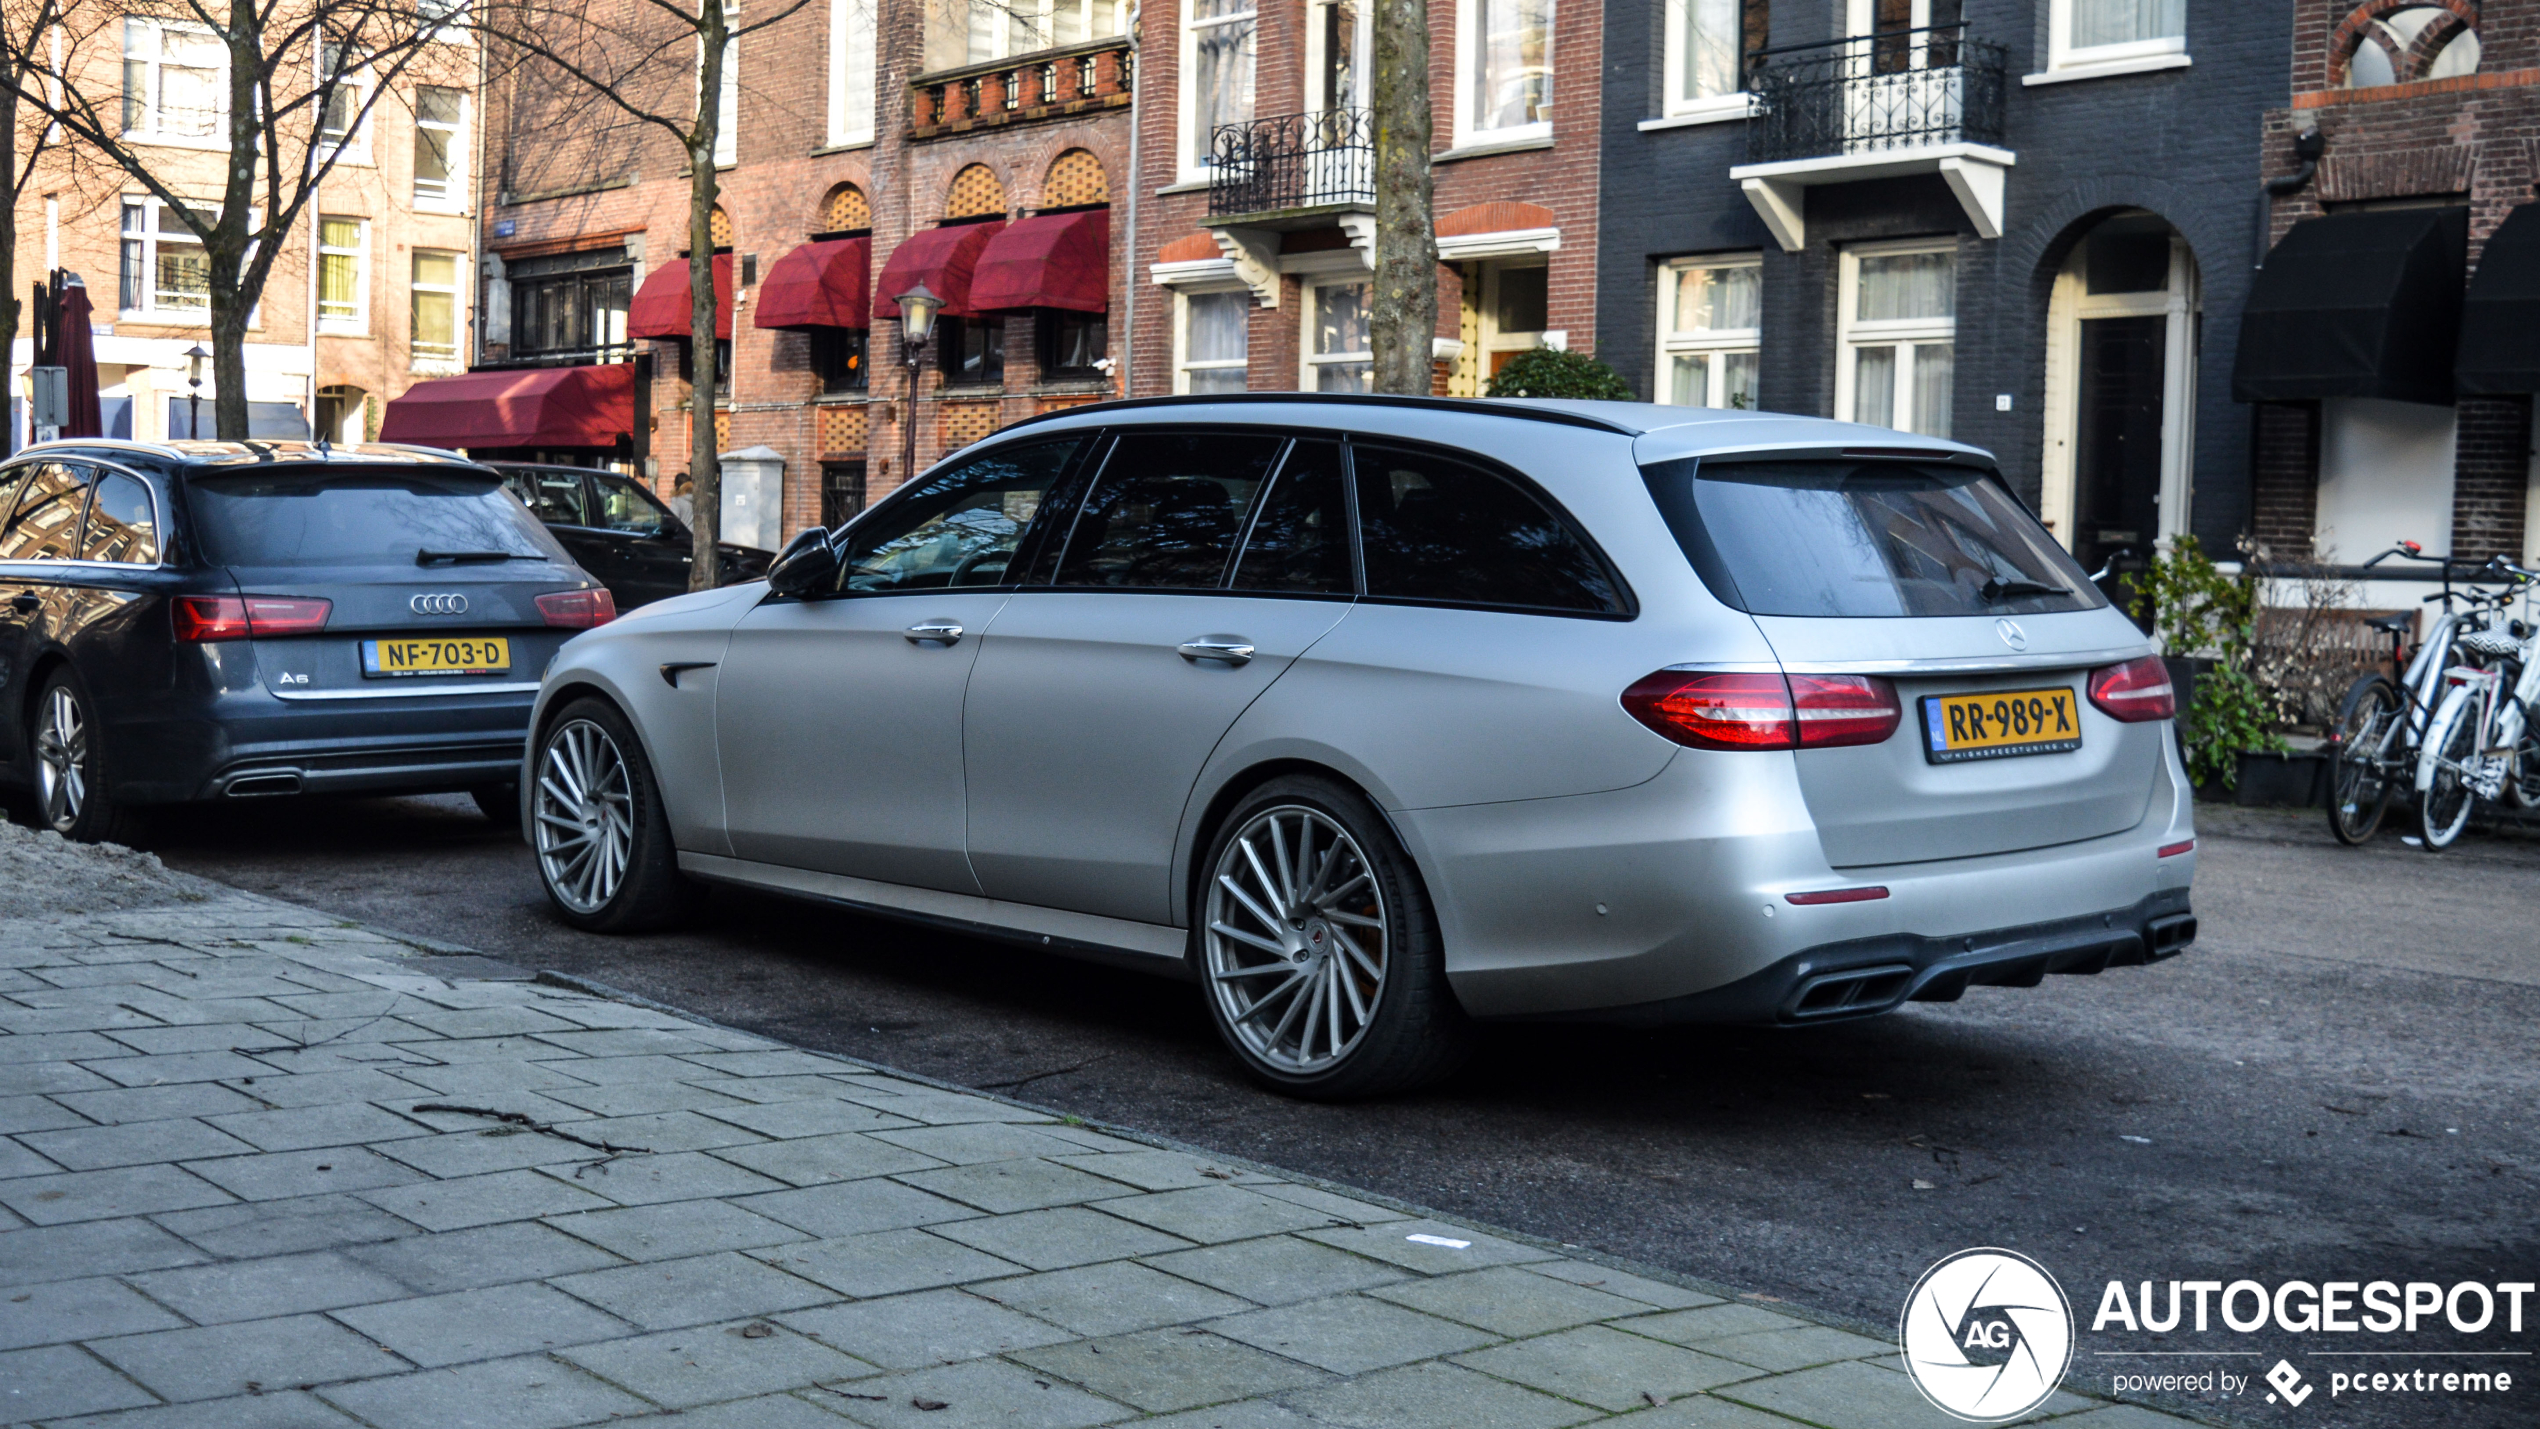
1014 1327 1332 1413
552 1249 842 1329
1210 1292 1501 1375
87 1311 407 1402
0 1274 188 1349
780 1287 1080 1368
1277 1359 1601 1429
312 1351 656 1429
332 1280 641 1366
967 1261 1258 1337
559 1319 880 1407
542 1197 815 1261
0 895 2210 1429
930 1204 1194 1270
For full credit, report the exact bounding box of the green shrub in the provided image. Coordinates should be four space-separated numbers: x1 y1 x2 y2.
1484 348 1637 401
2130 535 2286 789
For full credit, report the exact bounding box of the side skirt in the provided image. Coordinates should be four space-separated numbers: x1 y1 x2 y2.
677 851 1197 982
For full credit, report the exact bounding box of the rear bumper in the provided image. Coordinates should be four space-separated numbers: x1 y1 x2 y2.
1532 889 2195 1027
105 681 536 804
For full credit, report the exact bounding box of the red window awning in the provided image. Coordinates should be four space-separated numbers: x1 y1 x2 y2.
753 237 872 331
376 364 635 450
969 210 1110 314
627 255 734 341
875 221 1005 319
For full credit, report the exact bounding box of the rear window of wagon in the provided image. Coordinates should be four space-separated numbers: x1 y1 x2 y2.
1640 457 2106 619
188 469 567 568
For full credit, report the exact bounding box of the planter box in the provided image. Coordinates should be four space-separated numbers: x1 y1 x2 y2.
2233 749 2329 808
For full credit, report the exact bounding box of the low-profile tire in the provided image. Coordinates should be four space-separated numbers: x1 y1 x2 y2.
471 783 523 832
1194 775 1471 1100
530 698 699 932
28 667 147 845
2326 673 2401 846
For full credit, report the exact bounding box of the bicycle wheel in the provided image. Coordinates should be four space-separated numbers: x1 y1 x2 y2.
2418 702 2481 851
2327 674 2402 845
2509 726 2540 810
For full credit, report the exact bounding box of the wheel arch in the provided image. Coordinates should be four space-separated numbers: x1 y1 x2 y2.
1174 756 1437 935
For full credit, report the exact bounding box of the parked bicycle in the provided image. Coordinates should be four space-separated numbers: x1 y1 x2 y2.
2415 558 2540 849
2325 544 2532 846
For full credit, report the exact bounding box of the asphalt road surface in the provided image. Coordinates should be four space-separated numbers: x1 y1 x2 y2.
114 794 2540 1428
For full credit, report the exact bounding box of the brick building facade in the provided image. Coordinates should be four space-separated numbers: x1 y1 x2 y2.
2247 0 2540 568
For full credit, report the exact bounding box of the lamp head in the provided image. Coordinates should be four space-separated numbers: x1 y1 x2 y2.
183 344 208 387
897 283 943 345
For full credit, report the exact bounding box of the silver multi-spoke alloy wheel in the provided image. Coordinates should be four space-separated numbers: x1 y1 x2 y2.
535 718 635 914
34 683 87 834
1204 804 1389 1076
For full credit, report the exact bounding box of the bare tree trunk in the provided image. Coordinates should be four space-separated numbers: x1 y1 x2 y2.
1368 0 1434 396
687 0 726 590
0 79 18 457
209 252 251 438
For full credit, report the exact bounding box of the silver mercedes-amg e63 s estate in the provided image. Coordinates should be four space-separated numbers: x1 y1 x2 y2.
524 395 2197 1097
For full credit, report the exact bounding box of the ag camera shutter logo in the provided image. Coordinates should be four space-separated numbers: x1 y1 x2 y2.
1901 1248 2076 1421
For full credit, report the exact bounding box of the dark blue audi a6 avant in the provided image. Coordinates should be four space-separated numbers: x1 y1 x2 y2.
0 439 616 842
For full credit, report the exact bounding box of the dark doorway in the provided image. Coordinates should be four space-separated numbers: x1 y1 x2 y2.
821 460 867 529
2073 314 2165 624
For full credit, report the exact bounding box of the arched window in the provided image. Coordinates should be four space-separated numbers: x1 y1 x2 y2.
1042 149 1109 208
821 184 871 233
2336 3 2479 88
707 205 734 249
946 164 1007 219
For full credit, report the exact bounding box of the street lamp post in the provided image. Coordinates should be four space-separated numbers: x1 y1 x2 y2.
183 345 209 439
896 283 942 490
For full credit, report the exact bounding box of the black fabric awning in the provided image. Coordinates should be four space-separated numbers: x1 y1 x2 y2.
2233 206 2468 405
2457 201 2540 395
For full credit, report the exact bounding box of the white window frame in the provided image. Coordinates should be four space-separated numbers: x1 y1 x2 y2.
1304 0 1369 113
118 197 215 320
411 86 466 209
1655 253 1760 409
828 0 876 146
1178 0 1258 181
120 17 226 148
1174 286 1251 394
1300 276 1372 393
410 249 463 369
927 0 1127 70
1835 238 1955 438
1478 259 1550 375
316 44 373 167
2043 0 2188 79
317 216 369 335
704 6 739 167
1661 0 1751 121
1455 0 1554 149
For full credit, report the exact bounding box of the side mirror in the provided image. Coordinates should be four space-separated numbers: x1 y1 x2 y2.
766 527 840 597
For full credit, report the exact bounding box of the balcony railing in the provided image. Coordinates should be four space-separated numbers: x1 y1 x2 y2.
911 36 1132 138
1208 108 1374 218
1745 24 2006 165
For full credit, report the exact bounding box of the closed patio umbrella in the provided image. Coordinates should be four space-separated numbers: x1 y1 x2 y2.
53 277 103 439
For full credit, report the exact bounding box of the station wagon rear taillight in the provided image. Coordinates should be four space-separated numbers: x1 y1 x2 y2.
2087 656 2176 722
1622 670 1899 751
537 588 618 629
173 595 332 642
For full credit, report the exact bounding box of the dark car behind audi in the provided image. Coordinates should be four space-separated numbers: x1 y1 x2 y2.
0 439 614 841
490 462 772 610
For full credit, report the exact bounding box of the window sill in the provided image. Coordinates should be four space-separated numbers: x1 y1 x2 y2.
123 133 227 153
813 392 871 403
935 384 1006 397
812 139 876 155
1157 178 1212 196
2023 52 2192 87
1437 132 1553 163
1639 96 1755 131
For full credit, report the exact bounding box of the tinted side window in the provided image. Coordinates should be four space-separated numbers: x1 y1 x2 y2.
1352 445 1625 614
1230 439 1352 595
587 475 669 535
0 464 94 561
81 474 159 565
1054 432 1286 590
507 470 588 525
838 438 1082 593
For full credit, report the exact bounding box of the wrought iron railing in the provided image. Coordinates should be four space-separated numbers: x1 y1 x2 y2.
1745 24 2006 165
1208 108 1374 217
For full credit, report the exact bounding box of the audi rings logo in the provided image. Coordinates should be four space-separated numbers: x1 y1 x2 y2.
1900 1248 2075 1422
410 593 470 616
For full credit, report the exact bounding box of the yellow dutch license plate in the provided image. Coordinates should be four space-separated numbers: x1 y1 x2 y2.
361 637 511 678
1920 687 2082 764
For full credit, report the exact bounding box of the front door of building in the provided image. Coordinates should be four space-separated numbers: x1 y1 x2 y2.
2073 314 2166 618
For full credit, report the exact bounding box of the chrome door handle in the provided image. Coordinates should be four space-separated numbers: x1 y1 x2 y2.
1177 636 1256 665
904 620 965 645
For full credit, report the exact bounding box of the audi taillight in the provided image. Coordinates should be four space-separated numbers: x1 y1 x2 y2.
2088 656 2176 722
174 595 331 642
1622 671 1899 751
537 588 617 630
